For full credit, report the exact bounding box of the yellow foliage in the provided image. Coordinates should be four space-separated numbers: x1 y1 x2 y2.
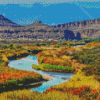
54 72 100 89
2 54 8 62
0 89 81 100
61 55 73 60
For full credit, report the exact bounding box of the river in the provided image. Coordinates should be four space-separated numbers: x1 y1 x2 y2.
8 55 73 93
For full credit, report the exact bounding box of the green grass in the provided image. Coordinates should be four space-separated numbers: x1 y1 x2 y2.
32 64 75 73
32 64 40 70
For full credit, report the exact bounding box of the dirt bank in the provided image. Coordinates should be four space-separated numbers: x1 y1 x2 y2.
41 74 55 80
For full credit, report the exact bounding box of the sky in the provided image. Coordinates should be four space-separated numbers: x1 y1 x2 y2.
0 0 100 25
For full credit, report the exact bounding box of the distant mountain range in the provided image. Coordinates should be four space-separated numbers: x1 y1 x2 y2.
0 15 100 41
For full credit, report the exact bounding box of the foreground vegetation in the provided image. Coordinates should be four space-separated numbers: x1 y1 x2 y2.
0 72 99 100
0 41 100 100
32 64 75 73
0 44 44 91
32 41 100 100
0 89 80 100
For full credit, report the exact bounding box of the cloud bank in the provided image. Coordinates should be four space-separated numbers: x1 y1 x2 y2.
0 0 100 8
0 0 100 4
13 15 41 25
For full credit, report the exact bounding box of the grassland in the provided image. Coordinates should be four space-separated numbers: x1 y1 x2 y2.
32 64 75 73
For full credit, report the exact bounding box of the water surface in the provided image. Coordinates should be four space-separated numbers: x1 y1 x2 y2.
8 55 73 93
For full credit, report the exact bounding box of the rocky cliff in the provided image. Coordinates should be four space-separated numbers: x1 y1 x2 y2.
0 15 100 41
54 18 100 38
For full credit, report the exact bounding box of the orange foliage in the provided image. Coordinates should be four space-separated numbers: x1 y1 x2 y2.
92 88 100 95
86 42 100 47
0 70 40 84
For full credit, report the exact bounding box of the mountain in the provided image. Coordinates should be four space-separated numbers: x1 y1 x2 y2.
26 21 47 27
0 15 100 41
54 18 100 38
0 15 21 27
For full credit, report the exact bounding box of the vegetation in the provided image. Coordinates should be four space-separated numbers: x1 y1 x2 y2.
0 89 81 100
32 64 75 73
0 41 100 100
32 41 100 100
71 42 100 76
32 64 40 70
0 43 44 91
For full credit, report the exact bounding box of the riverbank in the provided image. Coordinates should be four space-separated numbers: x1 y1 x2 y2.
7 54 55 81
0 50 55 92
32 64 75 73
8 55 73 93
0 71 99 100
41 74 54 80
0 53 45 93
24 74 54 87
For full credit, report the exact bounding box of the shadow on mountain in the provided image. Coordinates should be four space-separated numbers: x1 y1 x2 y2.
64 30 81 40
76 32 81 40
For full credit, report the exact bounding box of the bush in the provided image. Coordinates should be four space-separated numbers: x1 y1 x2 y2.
82 66 100 76
42 64 75 73
7 79 18 85
8 43 13 49
16 45 22 48
34 43 40 46
32 64 40 70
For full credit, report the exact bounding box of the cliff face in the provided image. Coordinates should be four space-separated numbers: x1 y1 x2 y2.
0 15 100 41
54 19 100 38
55 19 100 29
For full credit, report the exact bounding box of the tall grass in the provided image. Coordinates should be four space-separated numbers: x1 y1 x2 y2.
32 64 75 73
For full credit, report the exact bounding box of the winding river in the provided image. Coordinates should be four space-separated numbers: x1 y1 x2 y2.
8 55 73 93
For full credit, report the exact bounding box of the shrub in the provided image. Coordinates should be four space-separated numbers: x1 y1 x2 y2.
34 43 40 46
42 64 75 73
8 43 13 49
82 66 98 76
16 45 22 48
32 64 40 70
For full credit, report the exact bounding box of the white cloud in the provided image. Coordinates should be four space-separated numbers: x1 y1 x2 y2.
19 4 33 8
0 0 99 4
0 0 100 8
3 13 5 16
13 15 42 25
51 23 56 25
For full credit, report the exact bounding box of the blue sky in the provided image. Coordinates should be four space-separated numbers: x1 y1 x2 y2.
0 0 100 25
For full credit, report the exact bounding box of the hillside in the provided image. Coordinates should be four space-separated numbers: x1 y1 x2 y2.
0 15 100 41
0 15 21 27
54 18 100 38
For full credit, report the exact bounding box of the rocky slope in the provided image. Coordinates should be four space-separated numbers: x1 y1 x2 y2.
0 15 21 27
54 18 100 38
0 15 100 41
